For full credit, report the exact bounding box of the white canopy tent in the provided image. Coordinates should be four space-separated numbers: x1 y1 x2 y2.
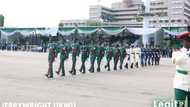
127 28 161 35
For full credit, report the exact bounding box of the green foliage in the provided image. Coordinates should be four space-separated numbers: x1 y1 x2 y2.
8 33 27 45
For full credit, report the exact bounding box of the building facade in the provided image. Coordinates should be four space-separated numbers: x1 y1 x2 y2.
59 20 89 27
89 0 190 29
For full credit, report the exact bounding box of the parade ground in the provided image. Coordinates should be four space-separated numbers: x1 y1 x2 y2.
0 51 175 107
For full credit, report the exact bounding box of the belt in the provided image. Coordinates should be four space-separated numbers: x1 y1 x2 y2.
177 70 188 75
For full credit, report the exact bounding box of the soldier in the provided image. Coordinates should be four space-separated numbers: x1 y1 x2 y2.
172 31 190 107
105 45 113 71
140 46 145 67
155 48 160 65
144 48 149 67
113 44 120 70
134 46 140 68
69 42 80 75
147 48 151 66
157 48 161 65
130 46 135 69
56 44 68 77
151 47 155 66
65 43 71 58
45 44 57 78
119 46 127 70
96 44 105 72
89 44 97 73
79 44 90 74
125 47 130 69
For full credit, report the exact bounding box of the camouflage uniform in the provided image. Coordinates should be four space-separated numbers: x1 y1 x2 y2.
96 45 105 72
119 47 127 70
105 46 113 71
113 46 120 70
56 44 69 77
89 45 97 73
69 43 80 75
79 45 90 74
45 43 57 78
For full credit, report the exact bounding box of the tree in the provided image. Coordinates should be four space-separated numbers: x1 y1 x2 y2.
8 33 27 45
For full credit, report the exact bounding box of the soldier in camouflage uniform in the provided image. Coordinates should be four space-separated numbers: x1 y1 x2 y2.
125 47 130 69
89 44 97 73
69 42 80 75
113 44 121 70
56 44 69 77
45 44 57 78
119 46 127 70
105 45 113 71
79 45 90 74
96 44 105 72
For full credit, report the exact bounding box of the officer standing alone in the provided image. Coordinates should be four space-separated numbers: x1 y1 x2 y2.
172 31 190 107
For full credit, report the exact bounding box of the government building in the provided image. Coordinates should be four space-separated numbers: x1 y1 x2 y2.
89 0 190 31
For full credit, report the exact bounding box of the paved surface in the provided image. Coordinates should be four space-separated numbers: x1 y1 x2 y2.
0 51 175 107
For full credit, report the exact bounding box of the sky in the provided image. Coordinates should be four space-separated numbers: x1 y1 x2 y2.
0 0 123 27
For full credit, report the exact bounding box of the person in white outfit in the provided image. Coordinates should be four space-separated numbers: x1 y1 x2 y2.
172 32 190 107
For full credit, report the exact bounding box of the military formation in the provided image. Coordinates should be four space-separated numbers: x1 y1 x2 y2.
45 42 162 78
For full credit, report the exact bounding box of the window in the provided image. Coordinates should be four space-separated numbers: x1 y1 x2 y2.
165 20 169 23
171 20 175 23
177 19 181 22
159 20 163 23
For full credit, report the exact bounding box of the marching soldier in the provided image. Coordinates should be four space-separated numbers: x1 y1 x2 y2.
69 42 80 75
172 31 190 107
45 44 57 78
130 46 135 69
113 44 120 70
147 48 151 66
140 46 145 67
79 44 90 74
56 44 68 77
119 46 127 70
134 46 140 68
125 47 130 69
150 48 155 66
65 43 72 58
151 48 155 66
144 48 149 67
105 45 113 71
89 44 97 73
96 44 105 72
155 48 160 65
